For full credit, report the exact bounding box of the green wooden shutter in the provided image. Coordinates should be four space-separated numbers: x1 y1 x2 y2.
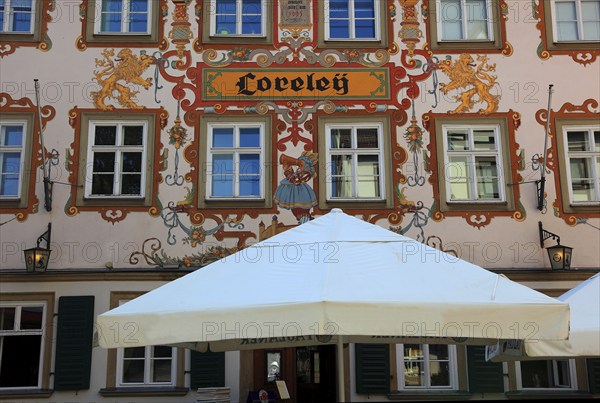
467 346 504 393
587 358 600 394
355 344 390 394
190 350 225 389
54 296 95 391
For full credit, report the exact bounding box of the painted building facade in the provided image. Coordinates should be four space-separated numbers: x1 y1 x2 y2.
0 0 599 401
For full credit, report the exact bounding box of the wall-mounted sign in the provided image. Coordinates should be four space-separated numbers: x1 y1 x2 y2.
202 68 390 101
280 0 311 28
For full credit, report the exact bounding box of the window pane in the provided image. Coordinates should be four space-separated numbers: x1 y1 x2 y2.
567 130 587 151
102 0 123 12
2 152 21 174
329 19 350 38
240 176 260 196
100 13 122 32
122 152 142 173
213 128 234 148
216 0 236 14
476 156 499 199
128 13 148 32
330 0 349 18
152 359 172 382
3 125 23 146
240 154 260 175
447 156 469 181
122 360 144 383
95 126 117 145
570 157 591 179
124 347 145 358
402 345 424 387
594 131 600 151
331 176 352 197
428 345 449 360
243 0 262 11
355 19 376 38
555 360 571 387
357 155 380 197
0 9 3 31
153 346 172 358
331 154 352 175
355 0 375 17
0 175 19 196
123 125 144 145
0 335 42 387
430 361 450 386
216 16 236 34
121 174 141 195
357 128 378 148
583 0 600 19
440 0 462 26
473 130 496 150
239 127 260 147
11 12 31 32
442 20 462 40
467 20 488 39
447 131 469 150
92 174 115 194
212 154 234 174
212 176 233 196
0 307 15 330
130 0 148 12
93 152 115 172
558 21 579 40
241 16 261 35
520 360 552 388
556 1 577 20
331 129 351 148
20 306 43 330
583 21 600 40
466 0 489 39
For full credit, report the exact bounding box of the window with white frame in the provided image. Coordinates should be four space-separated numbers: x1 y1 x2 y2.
443 125 504 202
207 123 263 199
517 360 577 390
564 126 600 203
94 0 151 34
325 123 384 200
0 303 46 388
210 0 266 36
0 121 26 199
117 345 175 386
397 344 458 390
551 0 600 41
325 0 380 40
0 0 35 33
85 121 147 198
436 0 494 41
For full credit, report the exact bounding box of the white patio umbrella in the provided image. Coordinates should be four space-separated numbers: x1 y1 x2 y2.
97 209 570 401
487 273 599 361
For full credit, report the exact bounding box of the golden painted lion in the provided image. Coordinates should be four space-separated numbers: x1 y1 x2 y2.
91 48 153 110
438 54 499 115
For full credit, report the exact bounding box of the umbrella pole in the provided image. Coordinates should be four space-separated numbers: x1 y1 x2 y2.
337 336 345 402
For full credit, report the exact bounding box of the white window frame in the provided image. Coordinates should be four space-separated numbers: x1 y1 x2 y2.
325 122 385 201
396 344 458 390
551 0 600 42
324 0 381 41
209 0 266 37
0 0 36 34
436 0 494 42
563 125 600 204
93 0 152 35
0 302 47 390
84 120 148 199
0 120 26 199
515 360 578 390
206 122 265 200
116 345 176 387
442 124 505 203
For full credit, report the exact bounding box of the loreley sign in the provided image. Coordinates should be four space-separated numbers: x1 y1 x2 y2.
202 68 390 100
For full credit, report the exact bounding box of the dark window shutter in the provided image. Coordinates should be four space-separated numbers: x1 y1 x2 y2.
190 350 225 389
54 296 95 391
467 346 504 393
355 344 390 394
587 358 600 394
